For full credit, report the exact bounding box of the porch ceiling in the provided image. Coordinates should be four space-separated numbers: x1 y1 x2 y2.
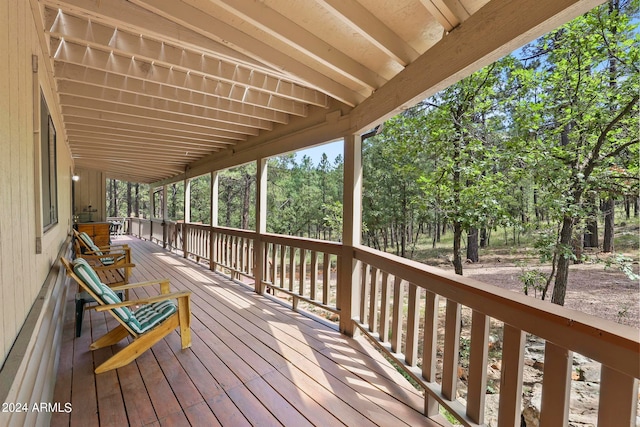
34 0 599 183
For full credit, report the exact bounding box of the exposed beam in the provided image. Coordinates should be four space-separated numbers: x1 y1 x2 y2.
199 0 387 88
65 123 231 148
350 0 605 133
418 0 466 31
59 100 258 137
53 61 307 117
63 117 240 144
57 91 274 131
61 108 247 142
65 132 222 153
319 0 419 66
41 0 289 78
128 0 362 106
45 10 329 107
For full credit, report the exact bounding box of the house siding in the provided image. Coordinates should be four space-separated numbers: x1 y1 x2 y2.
0 0 72 374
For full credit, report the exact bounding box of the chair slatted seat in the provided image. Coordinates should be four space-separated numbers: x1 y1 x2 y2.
61 257 192 374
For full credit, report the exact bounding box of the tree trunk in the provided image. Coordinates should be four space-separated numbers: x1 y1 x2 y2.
584 195 598 247
551 216 575 306
452 221 463 275
241 173 251 229
126 182 132 217
602 198 615 252
466 228 479 262
480 227 487 248
624 196 630 219
134 183 139 217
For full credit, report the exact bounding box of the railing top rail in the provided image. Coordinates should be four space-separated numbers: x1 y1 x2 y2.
354 244 640 378
261 232 342 254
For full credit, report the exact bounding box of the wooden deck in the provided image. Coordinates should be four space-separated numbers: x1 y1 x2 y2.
52 236 438 427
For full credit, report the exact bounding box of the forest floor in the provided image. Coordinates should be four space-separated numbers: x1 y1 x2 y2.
419 230 639 426
433 253 639 328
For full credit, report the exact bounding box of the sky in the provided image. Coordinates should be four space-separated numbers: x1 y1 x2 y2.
293 140 344 166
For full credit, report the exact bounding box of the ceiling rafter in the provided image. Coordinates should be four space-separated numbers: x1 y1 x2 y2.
58 90 275 131
56 80 291 124
65 131 225 152
53 60 308 117
59 95 261 136
61 106 249 140
199 0 388 88
62 117 242 144
41 0 290 78
45 9 329 108
128 0 364 106
319 0 420 66
418 0 471 31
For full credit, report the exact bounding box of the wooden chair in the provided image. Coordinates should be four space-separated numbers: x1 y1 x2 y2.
61 257 192 374
72 228 135 291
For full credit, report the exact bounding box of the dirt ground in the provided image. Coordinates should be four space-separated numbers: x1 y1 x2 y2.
437 260 640 328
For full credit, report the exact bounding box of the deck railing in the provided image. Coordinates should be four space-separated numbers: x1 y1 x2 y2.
126 218 639 426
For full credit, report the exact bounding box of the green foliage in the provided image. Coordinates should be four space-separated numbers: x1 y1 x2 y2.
603 253 640 281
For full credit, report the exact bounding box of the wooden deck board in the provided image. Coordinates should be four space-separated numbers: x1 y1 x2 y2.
52 236 438 426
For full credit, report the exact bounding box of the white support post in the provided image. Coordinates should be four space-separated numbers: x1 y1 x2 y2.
339 133 362 336
184 177 191 223
210 171 219 227
254 158 268 294
210 171 219 271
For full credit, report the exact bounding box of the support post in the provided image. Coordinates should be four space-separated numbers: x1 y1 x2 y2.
339 133 362 336
254 158 268 294
210 171 219 271
162 185 168 248
184 177 191 223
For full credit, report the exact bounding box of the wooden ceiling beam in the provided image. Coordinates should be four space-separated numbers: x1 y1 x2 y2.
59 96 259 136
200 0 386 88
41 0 288 78
66 131 222 153
65 124 231 148
319 0 420 66
58 90 274 131
56 80 290 124
53 61 307 117
46 9 329 107
61 106 248 141
128 0 362 106
63 117 239 144
350 0 604 132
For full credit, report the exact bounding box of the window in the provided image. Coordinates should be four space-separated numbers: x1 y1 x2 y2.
40 92 57 229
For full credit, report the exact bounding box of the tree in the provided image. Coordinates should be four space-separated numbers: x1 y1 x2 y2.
518 1 639 305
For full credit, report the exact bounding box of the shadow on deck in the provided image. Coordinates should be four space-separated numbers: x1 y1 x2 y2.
52 236 440 426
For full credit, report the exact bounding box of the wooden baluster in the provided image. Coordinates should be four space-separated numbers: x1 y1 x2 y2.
210 230 217 272
539 341 572 426
360 264 371 325
299 248 307 297
322 253 330 305
310 251 318 301
597 365 639 425
368 267 379 333
423 291 439 417
466 310 489 424
288 247 295 292
270 243 277 285
280 244 286 289
405 283 420 366
442 300 461 401
498 324 525 427
390 277 404 354
379 272 390 343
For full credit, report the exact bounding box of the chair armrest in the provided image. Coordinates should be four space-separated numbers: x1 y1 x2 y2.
91 262 136 271
110 278 171 291
94 291 191 311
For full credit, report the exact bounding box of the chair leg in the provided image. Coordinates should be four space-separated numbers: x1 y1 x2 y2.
94 316 178 374
75 296 85 337
89 324 130 350
178 296 192 349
